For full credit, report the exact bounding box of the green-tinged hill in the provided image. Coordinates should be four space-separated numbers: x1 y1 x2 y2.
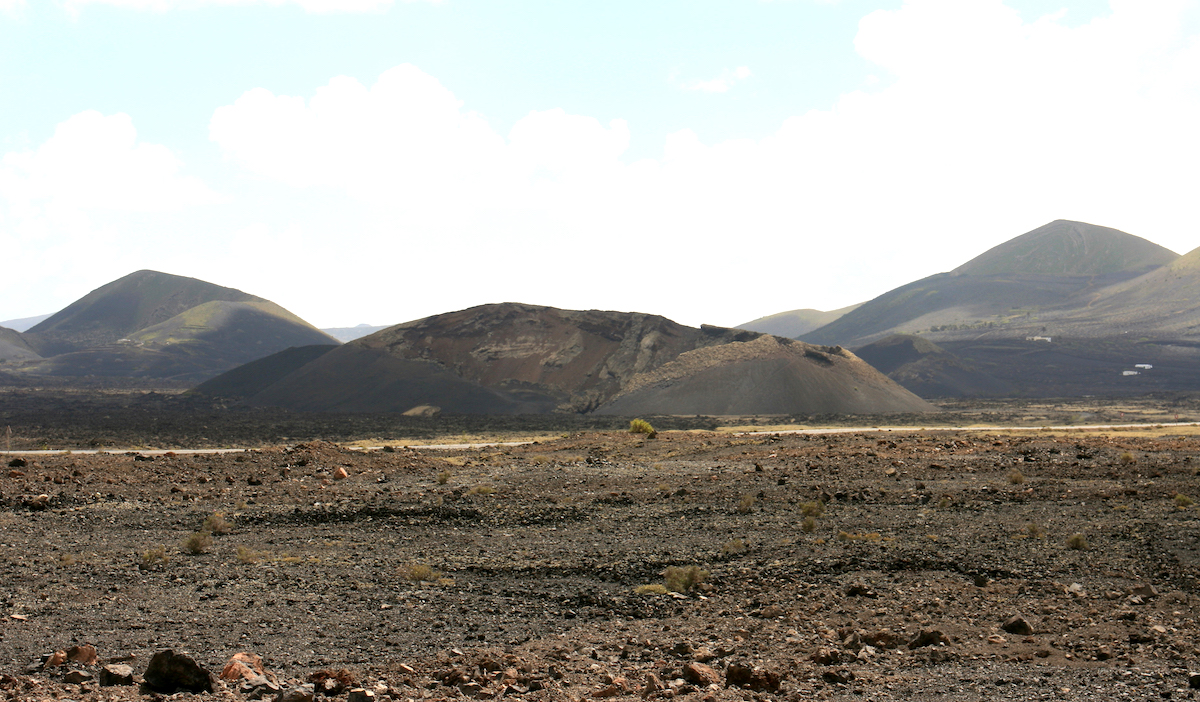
852 334 1013 398
14 271 338 383
736 303 862 338
215 302 934 415
802 220 1179 347
25 270 263 356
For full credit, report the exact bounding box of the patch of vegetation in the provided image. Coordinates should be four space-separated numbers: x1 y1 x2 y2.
736 493 756 514
468 485 496 495
399 561 442 583
837 531 882 542
800 501 825 518
801 516 817 533
629 419 656 437
1025 523 1046 538
664 565 709 593
634 584 669 595
139 545 169 570
1007 469 1025 485
183 531 213 555
235 545 268 564
436 471 452 485
1066 533 1090 550
1118 451 1136 466
202 511 232 535
1175 493 1194 509
721 538 746 555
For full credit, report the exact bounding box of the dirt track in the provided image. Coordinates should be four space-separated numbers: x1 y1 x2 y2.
2 426 1199 701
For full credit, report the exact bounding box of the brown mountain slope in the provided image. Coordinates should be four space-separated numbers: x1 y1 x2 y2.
596 335 935 415
236 302 935 416
852 334 1014 399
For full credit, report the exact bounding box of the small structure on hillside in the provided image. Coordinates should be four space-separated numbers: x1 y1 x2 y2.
1135 364 1153 370
1026 336 1052 343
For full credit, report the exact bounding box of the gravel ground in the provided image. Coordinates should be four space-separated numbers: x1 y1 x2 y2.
1 428 1199 701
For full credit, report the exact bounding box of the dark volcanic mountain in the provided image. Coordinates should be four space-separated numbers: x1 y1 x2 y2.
802 220 1178 348
207 302 935 415
852 334 1013 399
14 271 337 382
0 326 40 364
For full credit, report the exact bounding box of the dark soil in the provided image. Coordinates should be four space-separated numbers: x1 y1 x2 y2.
2 416 1200 700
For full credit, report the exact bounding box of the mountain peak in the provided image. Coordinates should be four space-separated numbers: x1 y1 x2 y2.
952 220 1178 277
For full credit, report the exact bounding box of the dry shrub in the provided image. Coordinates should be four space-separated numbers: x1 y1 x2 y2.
183 531 213 555
139 546 168 570
399 561 441 582
634 584 669 595
436 471 452 485
1175 494 1195 509
202 512 232 535
800 501 825 518
468 485 496 495
1007 470 1025 485
236 545 266 564
629 419 656 437
721 538 746 555
736 494 756 514
1066 533 1089 550
1118 452 1136 466
1025 523 1046 538
664 565 709 593
801 516 817 533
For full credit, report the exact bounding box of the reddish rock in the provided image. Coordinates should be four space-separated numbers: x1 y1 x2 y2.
908 629 948 649
724 661 781 692
43 651 66 668
1002 614 1034 636
221 652 265 682
66 645 98 665
333 467 349 480
682 662 720 686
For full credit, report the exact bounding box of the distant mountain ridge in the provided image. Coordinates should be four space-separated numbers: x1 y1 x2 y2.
736 304 862 338
801 220 1179 348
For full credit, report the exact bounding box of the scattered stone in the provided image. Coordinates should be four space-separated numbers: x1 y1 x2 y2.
822 669 854 685
346 687 375 702
276 683 315 702
8 458 26 468
1002 614 1034 636
809 648 841 666
99 664 135 687
724 661 780 692
66 645 97 665
907 629 947 649
143 649 214 693
1130 584 1158 599
42 651 66 668
220 652 266 682
1189 672 1200 690
759 604 786 618
26 494 50 509
243 676 282 700
846 582 878 598
333 467 349 480
682 662 720 686
643 672 664 697
62 670 93 684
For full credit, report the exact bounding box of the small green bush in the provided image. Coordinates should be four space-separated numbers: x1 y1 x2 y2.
736 494 756 514
1066 533 1089 550
1118 452 1136 466
801 516 817 533
1175 494 1194 509
468 485 495 495
800 501 825 518
629 419 656 437
664 565 709 593
436 471 452 485
721 538 746 555
399 561 440 582
1007 470 1025 485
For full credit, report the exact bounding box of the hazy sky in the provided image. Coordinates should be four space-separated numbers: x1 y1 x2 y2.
2 0 1198 329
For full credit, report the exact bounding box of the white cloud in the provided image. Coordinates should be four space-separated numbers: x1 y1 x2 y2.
1 110 221 215
0 0 26 14
60 0 432 14
205 0 1200 327
680 66 754 93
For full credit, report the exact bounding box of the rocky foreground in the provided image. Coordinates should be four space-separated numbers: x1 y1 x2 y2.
1 428 1199 701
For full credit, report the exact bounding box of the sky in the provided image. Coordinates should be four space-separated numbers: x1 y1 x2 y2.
2 0 1199 330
